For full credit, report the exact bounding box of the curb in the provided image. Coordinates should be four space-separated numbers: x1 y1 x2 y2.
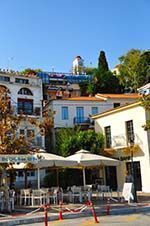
0 205 150 226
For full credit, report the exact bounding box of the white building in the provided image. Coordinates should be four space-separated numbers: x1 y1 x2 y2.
0 70 44 187
92 101 150 192
72 56 84 75
50 94 140 129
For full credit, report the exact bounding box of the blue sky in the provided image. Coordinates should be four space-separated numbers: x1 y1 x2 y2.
0 0 149 72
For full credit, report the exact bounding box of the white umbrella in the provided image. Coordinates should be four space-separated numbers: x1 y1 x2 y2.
66 149 120 186
12 150 78 188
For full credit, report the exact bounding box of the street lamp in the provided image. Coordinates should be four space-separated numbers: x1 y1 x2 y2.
129 139 137 203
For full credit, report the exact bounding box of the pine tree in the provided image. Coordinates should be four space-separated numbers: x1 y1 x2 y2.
98 50 109 72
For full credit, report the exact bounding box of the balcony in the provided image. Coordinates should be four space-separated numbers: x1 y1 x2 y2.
105 134 142 150
73 117 91 125
12 106 41 117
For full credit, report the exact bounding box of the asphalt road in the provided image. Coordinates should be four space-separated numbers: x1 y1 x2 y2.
20 212 150 226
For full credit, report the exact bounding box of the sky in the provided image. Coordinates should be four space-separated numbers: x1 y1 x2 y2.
0 0 149 73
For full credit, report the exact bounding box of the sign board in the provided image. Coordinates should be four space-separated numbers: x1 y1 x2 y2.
0 155 38 164
122 183 133 201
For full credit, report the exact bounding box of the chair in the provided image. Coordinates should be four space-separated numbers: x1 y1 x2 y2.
31 189 45 206
61 187 73 203
47 187 59 204
97 185 112 199
71 186 82 203
19 189 31 206
83 185 92 201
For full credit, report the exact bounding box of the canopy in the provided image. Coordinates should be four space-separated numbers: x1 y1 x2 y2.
66 149 120 186
34 150 77 168
11 150 78 189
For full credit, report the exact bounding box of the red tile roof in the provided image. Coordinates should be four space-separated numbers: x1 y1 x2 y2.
96 93 140 99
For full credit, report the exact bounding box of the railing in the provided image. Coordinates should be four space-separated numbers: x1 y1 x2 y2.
110 133 142 149
73 117 91 125
12 106 42 116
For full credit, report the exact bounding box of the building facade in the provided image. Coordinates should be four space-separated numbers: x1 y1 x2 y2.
0 70 45 187
46 94 139 152
92 101 150 192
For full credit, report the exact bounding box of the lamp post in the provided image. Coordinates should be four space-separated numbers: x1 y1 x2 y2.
130 142 137 203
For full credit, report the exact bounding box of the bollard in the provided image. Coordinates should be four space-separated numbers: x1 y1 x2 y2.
106 198 110 215
89 201 99 223
59 201 63 220
44 205 48 226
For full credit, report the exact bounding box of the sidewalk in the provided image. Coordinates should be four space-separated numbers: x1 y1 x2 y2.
0 192 150 226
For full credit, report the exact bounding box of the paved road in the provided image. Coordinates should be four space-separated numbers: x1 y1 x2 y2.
20 213 150 226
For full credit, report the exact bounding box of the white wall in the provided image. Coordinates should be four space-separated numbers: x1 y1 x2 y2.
51 97 138 128
94 105 150 192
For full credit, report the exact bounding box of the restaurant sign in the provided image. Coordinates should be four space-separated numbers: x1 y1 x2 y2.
0 155 38 163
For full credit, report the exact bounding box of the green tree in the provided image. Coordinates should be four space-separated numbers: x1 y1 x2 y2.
56 128 104 157
20 68 42 75
117 49 142 92
137 50 150 86
98 51 109 72
83 67 96 75
141 94 150 131
92 69 122 94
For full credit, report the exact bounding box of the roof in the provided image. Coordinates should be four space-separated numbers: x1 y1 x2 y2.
92 101 141 119
95 93 140 100
61 96 105 102
137 83 150 91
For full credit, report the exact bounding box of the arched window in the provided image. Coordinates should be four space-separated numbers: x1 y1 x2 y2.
18 88 33 95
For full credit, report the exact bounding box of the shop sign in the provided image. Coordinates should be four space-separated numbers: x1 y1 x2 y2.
0 155 38 163
118 156 131 161
122 182 133 201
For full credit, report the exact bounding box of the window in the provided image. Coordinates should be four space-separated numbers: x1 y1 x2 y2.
36 136 42 147
113 103 120 108
62 107 68 120
104 126 112 148
91 107 98 115
20 129 35 146
126 120 135 144
15 78 29 84
0 76 10 82
76 107 84 123
18 88 33 95
18 98 33 115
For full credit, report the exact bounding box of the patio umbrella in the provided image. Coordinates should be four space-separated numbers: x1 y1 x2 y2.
66 149 120 187
12 150 78 188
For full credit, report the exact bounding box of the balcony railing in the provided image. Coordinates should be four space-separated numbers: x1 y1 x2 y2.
73 117 91 125
12 106 41 116
111 133 142 149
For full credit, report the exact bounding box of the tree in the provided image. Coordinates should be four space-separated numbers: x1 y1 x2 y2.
98 51 109 72
117 49 142 92
137 50 150 86
141 94 150 131
0 86 54 187
56 127 104 157
0 87 30 154
92 69 122 94
20 68 42 76
84 51 122 95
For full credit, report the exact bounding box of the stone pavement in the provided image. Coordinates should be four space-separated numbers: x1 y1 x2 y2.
0 192 150 226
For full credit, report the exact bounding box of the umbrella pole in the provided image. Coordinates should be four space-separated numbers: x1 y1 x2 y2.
83 168 86 187
56 169 59 187
37 167 40 189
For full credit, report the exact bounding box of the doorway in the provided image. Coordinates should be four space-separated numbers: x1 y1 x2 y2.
105 166 117 191
126 161 142 191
